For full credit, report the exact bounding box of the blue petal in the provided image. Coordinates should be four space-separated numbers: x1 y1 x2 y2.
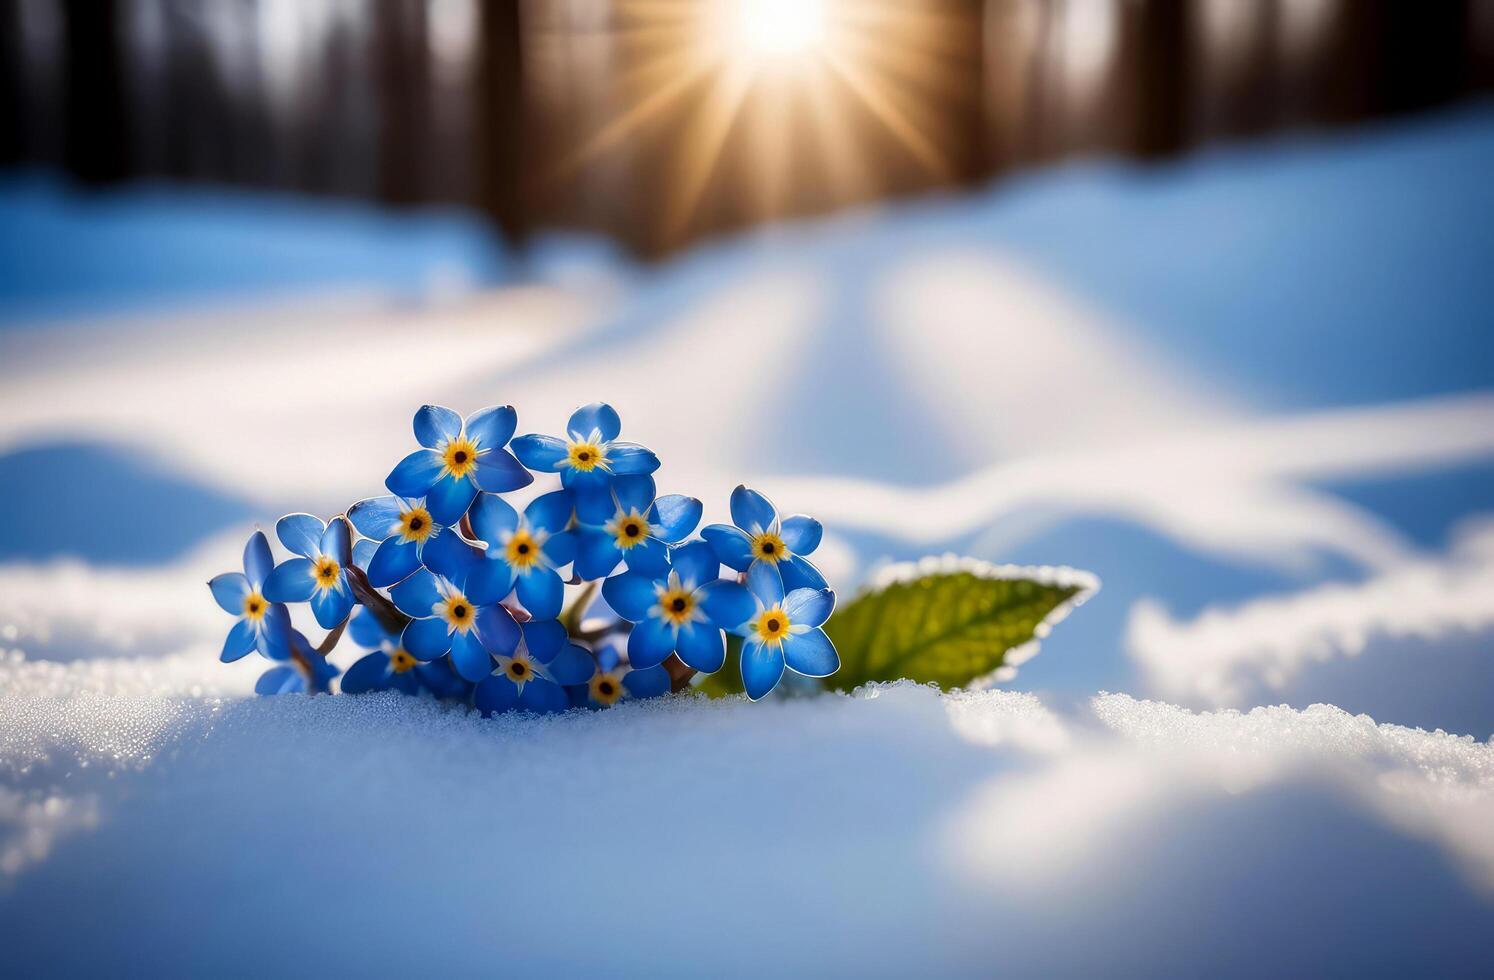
627 616 675 670
414 404 463 449
670 540 719 590
741 640 785 701
511 433 568 472
474 675 519 716
602 570 657 622
542 529 577 570
352 537 379 572
699 580 755 631
416 659 469 698
386 449 445 498
783 587 835 629
341 652 391 694
276 513 326 559
622 536 670 577
573 483 615 526
622 664 671 699
605 442 659 476
567 402 621 442
367 536 421 588
255 604 293 660
559 466 608 491
402 617 453 660
782 627 839 678
243 531 274 588
255 666 301 696
548 643 597 685
612 474 657 514
575 527 622 580
426 472 479 526
595 641 623 674
389 670 421 696
465 405 518 449
309 583 353 629
701 524 752 572
348 607 390 648
780 515 823 555
730 485 778 534
475 604 522 658
220 618 257 662
781 555 828 592
675 621 726 673
649 494 701 542
516 567 564 620
390 568 443 618
320 517 352 564
526 489 575 534
464 557 515 606
521 619 567 663
517 677 571 714
449 629 494 682
209 572 250 614
347 496 404 539
263 558 315 602
474 448 533 493
468 492 518 545
422 526 481 581
747 561 785 608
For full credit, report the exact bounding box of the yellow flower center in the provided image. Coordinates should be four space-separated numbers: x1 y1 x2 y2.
442 436 481 480
607 510 651 550
750 531 789 564
242 591 268 622
438 594 476 633
505 530 544 571
753 607 792 646
313 556 341 591
505 658 532 683
397 507 436 544
590 673 624 706
389 649 417 674
656 587 696 627
566 440 608 473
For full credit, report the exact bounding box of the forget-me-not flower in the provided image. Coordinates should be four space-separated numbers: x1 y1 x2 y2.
347 494 446 588
255 639 339 696
467 489 577 620
510 402 659 490
340 608 468 697
573 640 671 708
731 562 839 701
386 404 532 526
601 540 755 674
702 485 827 592
262 514 357 628
473 635 595 716
208 531 293 662
573 475 701 580
388 529 520 682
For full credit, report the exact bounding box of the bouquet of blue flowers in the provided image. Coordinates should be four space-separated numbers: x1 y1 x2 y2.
208 402 838 712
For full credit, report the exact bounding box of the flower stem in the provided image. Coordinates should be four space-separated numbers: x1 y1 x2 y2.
559 579 599 637
664 654 696 693
345 565 409 635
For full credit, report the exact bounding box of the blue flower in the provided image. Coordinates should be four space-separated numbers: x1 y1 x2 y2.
574 640 671 708
730 563 839 701
255 639 339 696
386 404 532 526
510 402 659 491
467 489 577 620
701 485 827 592
387 530 522 683
208 531 293 663
473 636 595 716
340 608 469 697
262 514 357 629
601 540 755 674
573 475 702 580
347 494 449 588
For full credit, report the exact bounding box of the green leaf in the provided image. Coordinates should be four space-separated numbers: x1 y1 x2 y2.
823 556 1097 691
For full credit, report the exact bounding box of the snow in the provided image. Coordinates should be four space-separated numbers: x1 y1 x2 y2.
3 106 1494 972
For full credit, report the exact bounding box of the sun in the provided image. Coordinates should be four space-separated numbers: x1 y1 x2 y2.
730 0 826 61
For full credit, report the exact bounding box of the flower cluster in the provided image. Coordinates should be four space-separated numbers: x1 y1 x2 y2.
208 403 838 712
